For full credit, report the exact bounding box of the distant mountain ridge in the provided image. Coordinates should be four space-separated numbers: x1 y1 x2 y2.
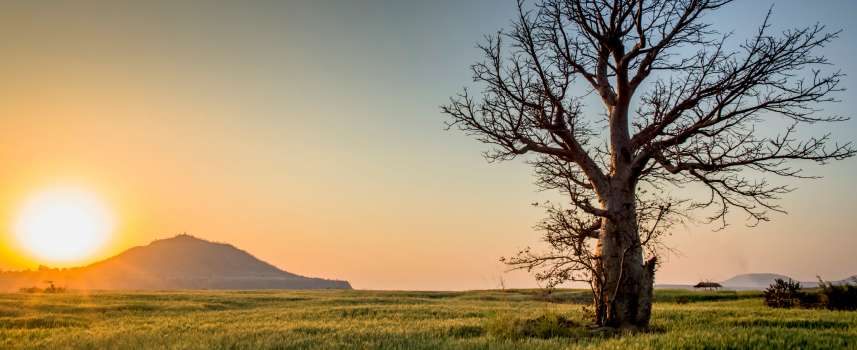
0 234 351 291
721 273 856 290
720 273 794 290
656 273 856 290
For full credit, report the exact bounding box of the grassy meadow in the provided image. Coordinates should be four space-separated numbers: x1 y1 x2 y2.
1 289 855 349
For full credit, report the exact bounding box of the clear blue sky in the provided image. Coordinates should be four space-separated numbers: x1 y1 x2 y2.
0 0 855 289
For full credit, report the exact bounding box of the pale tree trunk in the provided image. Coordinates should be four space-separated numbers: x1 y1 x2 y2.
595 182 656 329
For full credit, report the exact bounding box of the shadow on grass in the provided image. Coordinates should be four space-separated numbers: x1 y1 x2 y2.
726 317 851 330
486 312 590 340
485 311 669 343
0 315 88 329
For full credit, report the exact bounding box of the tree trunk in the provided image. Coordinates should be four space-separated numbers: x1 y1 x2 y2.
594 186 656 329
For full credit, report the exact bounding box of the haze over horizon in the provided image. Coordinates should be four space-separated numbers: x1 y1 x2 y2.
1 0 855 290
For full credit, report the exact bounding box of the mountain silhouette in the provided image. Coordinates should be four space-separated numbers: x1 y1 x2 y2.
719 273 793 290
720 273 857 290
656 273 856 290
0 234 351 291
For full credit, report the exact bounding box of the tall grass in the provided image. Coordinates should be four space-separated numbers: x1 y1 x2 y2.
0 289 853 349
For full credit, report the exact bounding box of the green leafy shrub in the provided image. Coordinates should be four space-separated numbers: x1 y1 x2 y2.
798 292 822 309
818 278 857 311
763 277 857 310
763 279 803 308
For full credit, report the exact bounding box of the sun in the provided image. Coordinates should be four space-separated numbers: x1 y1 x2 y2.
14 188 114 264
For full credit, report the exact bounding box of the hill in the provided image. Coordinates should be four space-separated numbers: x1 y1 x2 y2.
720 273 794 290
656 273 857 290
0 235 351 291
717 273 857 290
719 273 857 290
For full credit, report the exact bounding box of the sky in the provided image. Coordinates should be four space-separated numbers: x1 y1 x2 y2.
0 0 855 290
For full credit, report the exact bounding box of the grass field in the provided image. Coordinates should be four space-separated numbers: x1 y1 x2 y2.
1 289 855 349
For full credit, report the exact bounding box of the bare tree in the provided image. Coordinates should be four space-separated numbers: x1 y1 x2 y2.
442 0 854 329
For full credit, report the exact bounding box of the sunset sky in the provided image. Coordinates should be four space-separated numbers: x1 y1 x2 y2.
1 0 855 290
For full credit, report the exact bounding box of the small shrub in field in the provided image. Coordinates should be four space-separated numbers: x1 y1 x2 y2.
486 312 582 340
798 292 822 309
764 279 803 308
19 287 41 294
43 282 66 294
818 278 857 311
18 281 66 294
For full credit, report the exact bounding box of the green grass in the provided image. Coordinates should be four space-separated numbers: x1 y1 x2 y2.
0 289 854 349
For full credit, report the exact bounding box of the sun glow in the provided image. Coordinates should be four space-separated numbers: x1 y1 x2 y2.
14 188 114 264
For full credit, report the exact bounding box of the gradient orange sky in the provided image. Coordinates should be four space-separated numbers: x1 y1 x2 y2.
1 0 855 290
